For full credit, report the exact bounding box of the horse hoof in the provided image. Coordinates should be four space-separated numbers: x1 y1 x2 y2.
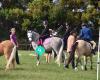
36 61 40 66
81 66 84 70
74 67 78 71
64 65 69 69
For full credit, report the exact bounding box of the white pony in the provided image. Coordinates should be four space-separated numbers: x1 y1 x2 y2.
27 30 64 66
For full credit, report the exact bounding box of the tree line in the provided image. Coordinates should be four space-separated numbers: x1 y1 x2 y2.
0 0 99 42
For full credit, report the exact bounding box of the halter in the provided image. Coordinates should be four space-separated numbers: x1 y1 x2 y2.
27 30 40 42
27 30 33 42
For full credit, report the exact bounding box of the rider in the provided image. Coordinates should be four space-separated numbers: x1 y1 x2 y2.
38 20 50 45
78 22 96 54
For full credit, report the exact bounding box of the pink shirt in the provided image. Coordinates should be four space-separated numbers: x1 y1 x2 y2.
67 35 76 53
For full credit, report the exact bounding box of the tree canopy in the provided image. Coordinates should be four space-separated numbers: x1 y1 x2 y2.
0 0 99 40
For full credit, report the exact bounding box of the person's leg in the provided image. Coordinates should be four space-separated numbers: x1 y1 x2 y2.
65 42 78 68
16 50 20 64
65 51 75 68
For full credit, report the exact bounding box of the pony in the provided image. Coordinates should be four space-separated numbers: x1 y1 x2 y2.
27 30 64 66
65 40 96 70
0 40 16 70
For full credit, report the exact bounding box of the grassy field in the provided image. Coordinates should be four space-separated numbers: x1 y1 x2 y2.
0 50 99 80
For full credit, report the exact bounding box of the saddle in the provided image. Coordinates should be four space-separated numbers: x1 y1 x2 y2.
78 39 93 47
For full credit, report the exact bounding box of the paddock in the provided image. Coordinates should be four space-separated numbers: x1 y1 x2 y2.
0 50 98 80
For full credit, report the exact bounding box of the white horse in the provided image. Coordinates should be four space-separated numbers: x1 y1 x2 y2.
27 30 64 66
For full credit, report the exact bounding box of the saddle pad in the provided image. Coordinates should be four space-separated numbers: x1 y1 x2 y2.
43 38 52 45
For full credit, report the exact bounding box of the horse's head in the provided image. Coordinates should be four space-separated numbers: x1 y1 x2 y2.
27 30 33 42
27 30 40 42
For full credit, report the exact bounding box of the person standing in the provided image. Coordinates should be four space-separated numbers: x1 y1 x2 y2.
10 28 20 64
64 30 77 69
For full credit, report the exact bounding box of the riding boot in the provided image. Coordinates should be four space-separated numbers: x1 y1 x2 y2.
16 50 20 64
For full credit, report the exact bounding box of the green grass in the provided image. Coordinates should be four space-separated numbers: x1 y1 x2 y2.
0 50 99 80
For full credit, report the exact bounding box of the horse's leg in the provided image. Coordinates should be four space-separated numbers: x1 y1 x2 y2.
36 54 40 66
11 58 15 69
48 53 51 63
52 50 54 59
64 51 67 67
53 49 58 63
46 53 51 63
75 57 80 70
62 51 65 63
90 56 93 70
84 56 87 70
46 53 50 63
5 54 10 70
46 53 49 63
79 58 84 70
3 48 10 70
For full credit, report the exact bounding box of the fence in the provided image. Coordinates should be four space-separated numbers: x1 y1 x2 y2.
18 43 33 50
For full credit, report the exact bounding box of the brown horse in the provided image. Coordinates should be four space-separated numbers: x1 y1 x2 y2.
0 40 16 70
65 40 96 70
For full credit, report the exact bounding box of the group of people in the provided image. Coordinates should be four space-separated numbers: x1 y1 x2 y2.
67 23 96 55
36 21 96 55
12 20 96 66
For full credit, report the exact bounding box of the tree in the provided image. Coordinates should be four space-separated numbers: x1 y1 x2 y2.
0 0 99 40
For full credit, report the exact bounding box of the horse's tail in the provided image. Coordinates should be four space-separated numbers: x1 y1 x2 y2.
56 39 64 66
6 46 16 69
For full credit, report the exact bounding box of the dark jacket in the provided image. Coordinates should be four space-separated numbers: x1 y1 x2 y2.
41 27 50 37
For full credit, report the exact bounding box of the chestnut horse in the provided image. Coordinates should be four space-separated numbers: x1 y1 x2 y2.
0 40 16 70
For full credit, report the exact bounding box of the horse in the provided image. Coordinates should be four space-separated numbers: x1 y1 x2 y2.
65 40 96 70
27 30 64 66
0 40 16 70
